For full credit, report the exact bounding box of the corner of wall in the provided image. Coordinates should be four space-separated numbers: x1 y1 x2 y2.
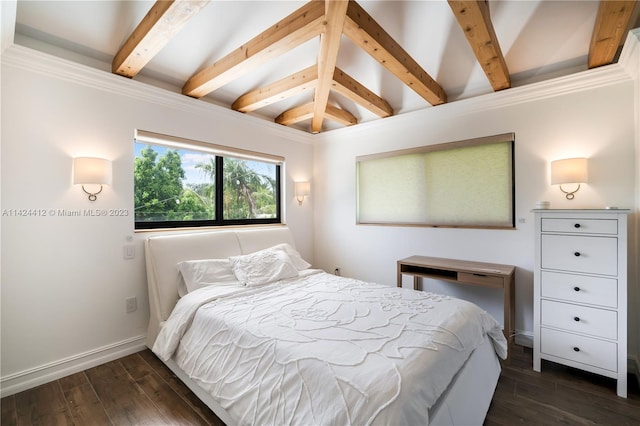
0 1 16 54
619 27 640 368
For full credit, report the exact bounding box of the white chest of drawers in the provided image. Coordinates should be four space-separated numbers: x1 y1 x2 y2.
533 209 628 398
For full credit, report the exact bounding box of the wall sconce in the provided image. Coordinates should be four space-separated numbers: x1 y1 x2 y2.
73 157 112 201
295 181 310 206
550 157 588 200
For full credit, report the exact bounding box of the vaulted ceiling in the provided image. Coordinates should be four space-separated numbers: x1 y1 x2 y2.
13 1 640 133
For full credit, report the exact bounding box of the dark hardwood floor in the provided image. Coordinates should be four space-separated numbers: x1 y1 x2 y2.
1 350 223 426
485 344 640 425
2 344 639 425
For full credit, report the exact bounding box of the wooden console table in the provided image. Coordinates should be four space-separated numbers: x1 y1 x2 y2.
397 256 515 342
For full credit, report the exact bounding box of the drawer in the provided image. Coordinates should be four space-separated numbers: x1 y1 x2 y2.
541 328 617 372
541 235 617 276
541 218 617 235
458 272 504 288
541 271 617 308
541 300 617 339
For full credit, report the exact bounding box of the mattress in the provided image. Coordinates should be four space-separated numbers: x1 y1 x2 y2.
153 270 507 425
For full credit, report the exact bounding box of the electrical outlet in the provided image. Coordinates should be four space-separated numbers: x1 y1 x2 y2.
334 267 341 276
125 296 137 313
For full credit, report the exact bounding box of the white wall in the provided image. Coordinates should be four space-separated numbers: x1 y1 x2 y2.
0 46 314 395
2 32 639 396
314 62 638 358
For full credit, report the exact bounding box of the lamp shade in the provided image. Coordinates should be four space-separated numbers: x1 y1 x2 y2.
295 181 310 197
73 157 112 185
550 158 588 185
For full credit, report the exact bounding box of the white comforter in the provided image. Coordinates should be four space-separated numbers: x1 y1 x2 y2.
154 270 507 426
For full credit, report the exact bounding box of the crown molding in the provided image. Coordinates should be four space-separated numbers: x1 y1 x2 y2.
3 30 638 144
1 44 314 145
619 28 640 80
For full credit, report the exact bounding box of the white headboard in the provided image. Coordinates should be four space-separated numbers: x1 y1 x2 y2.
144 226 296 347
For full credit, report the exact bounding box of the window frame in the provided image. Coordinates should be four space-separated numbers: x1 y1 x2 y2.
356 133 515 229
134 130 283 231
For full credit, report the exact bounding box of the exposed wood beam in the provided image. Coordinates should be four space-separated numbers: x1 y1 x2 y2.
232 66 318 112
113 0 209 78
448 0 510 91
312 0 349 133
324 104 357 126
589 0 638 68
343 0 447 106
275 102 357 128
332 68 393 117
182 1 325 98
232 64 392 120
275 102 315 126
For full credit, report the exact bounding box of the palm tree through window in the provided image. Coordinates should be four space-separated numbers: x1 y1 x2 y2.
134 137 281 230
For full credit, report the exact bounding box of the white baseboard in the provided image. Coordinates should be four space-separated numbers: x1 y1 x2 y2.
0 335 146 398
513 330 533 348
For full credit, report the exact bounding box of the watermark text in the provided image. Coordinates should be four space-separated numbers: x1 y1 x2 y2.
2 208 130 217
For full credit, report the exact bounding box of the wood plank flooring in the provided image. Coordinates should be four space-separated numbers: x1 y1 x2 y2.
485 344 640 425
2 344 639 425
1 350 223 426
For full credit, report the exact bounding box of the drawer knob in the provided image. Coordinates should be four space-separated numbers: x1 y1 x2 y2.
574 223 581 228
573 347 580 352
573 286 581 292
574 316 580 322
574 252 581 257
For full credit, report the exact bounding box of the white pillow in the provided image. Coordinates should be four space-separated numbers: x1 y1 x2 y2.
229 248 298 286
270 243 311 270
177 258 237 295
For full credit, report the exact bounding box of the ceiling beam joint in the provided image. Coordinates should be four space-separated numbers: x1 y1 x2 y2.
312 0 349 133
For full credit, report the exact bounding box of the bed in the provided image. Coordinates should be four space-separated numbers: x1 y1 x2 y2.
144 226 507 425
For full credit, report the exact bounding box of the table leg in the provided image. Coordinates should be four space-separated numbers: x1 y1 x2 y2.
503 276 514 344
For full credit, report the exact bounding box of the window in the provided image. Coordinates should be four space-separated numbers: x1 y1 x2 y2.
357 133 515 228
134 130 282 230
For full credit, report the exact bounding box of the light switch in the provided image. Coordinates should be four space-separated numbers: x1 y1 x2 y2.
123 244 135 260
